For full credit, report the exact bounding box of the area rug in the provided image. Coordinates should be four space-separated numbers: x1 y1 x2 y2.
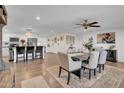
46 65 124 88
21 76 49 88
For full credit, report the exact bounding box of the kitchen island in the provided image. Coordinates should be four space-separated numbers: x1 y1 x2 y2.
10 46 45 62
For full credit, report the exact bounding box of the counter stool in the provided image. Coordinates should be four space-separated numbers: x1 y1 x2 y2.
26 46 34 61
16 47 25 62
35 46 43 59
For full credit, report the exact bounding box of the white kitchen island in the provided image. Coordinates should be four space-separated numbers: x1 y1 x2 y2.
12 46 45 63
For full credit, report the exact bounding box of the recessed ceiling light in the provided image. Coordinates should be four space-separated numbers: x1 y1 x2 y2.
51 30 54 33
36 16 40 20
25 28 33 31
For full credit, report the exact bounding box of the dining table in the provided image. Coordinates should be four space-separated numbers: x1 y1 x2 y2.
71 52 90 61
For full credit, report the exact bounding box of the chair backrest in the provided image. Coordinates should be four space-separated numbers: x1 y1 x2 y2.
58 52 69 70
27 46 34 53
36 46 43 53
98 50 107 64
67 53 83 63
89 51 99 69
16 47 25 54
68 53 82 71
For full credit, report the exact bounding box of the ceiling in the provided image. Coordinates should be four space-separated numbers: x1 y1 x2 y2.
4 5 124 37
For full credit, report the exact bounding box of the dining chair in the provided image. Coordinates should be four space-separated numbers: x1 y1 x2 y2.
58 52 82 84
82 51 99 80
98 50 107 73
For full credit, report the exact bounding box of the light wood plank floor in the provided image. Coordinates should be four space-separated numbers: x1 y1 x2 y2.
0 53 124 88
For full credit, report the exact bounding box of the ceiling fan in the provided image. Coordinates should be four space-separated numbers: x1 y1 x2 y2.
75 19 100 30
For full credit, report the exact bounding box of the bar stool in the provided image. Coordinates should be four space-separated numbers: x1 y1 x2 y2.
16 46 25 62
26 46 34 61
35 46 43 59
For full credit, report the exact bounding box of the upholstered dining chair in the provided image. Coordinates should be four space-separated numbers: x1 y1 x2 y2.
82 51 99 80
58 52 82 84
98 50 107 73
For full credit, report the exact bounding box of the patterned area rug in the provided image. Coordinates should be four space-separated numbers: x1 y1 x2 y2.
47 65 124 88
21 76 49 88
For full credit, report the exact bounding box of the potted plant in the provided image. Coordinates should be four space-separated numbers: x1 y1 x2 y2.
21 39 25 46
83 37 93 54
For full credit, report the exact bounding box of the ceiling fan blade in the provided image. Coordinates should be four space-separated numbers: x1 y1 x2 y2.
89 22 98 25
75 24 81 25
90 25 100 27
73 26 81 29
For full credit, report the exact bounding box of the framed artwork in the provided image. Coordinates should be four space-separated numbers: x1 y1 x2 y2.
97 32 115 44
60 36 63 41
69 36 71 44
54 37 57 43
47 44 50 47
66 35 75 45
66 35 69 45
48 39 50 42
72 36 75 44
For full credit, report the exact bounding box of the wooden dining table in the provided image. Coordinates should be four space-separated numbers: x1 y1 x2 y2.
71 52 90 62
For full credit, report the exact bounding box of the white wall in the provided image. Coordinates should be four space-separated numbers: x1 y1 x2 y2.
75 28 124 62
2 32 47 57
46 33 75 53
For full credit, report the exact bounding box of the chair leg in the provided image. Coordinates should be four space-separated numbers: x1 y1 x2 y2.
12 73 16 88
83 67 86 71
40 53 42 58
89 69 91 80
79 68 82 79
32 53 33 60
26 53 28 61
99 65 101 73
58 66 62 77
16 54 18 63
102 64 104 70
32 53 34 60
23 54 25 62
67 72 70 84
35 53 37 59
94 69 96 76
35 52 36 59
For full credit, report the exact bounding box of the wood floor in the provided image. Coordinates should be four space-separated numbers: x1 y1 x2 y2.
0 53 124 88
